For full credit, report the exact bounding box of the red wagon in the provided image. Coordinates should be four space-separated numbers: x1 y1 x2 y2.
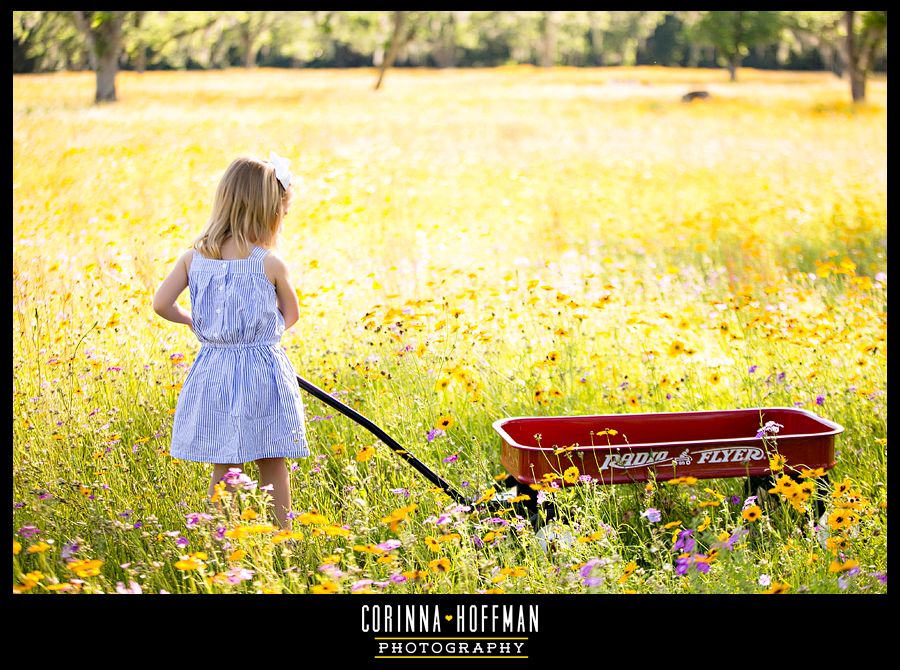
493 407 843 486
492 407 843 522
297 375 843 525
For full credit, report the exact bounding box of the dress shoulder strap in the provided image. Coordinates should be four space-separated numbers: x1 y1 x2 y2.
250 245 269 261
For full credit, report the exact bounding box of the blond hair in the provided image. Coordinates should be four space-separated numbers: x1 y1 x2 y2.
194 157 289 259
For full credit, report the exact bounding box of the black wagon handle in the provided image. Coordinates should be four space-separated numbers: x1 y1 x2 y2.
295 375 469 506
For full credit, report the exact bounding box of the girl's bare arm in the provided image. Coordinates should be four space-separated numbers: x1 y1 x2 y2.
264 252 300 330
153 250 194 329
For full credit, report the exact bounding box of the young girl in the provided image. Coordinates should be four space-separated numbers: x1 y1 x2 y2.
153 153 308 530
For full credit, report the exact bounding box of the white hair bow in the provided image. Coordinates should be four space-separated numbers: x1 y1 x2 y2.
268 151 292 191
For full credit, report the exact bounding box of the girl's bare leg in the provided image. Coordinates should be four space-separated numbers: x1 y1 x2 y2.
256 457 292 529
208 463 244 516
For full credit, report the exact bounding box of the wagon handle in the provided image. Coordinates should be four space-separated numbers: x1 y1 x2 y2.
296 375 469 506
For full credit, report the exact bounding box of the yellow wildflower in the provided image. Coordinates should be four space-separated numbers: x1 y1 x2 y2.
828 559 860 574
768 453 786 473
311 580 338 594
66 558 103 577
762 581 791 594
618 561 637 584
429 558 451 573
356 445 376 462
742 505 763 522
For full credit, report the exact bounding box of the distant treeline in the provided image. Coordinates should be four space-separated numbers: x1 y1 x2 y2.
13 11 887 75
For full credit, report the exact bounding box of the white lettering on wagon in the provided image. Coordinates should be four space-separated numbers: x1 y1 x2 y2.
694 447 766 465
600 451 670 471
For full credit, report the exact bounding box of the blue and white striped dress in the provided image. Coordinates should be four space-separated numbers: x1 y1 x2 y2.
170 245 310 463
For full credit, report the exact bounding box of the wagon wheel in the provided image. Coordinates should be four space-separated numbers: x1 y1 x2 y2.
499 475 557 529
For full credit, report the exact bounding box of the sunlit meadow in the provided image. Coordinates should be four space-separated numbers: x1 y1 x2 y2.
13 66 886 594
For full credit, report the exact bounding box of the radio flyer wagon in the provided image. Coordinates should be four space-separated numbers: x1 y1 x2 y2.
297 376 844 526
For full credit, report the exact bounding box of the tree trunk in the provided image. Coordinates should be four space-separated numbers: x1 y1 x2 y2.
728 54 740 81
135 45 147 73
588 12 604 66
538 11 557 67
95 51 119 102
850 69 866 102
433 13 457 68
375 11 407 90
243 30 256 68
73 11 125 102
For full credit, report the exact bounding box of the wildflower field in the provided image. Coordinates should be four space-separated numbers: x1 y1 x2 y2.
13 67 887 594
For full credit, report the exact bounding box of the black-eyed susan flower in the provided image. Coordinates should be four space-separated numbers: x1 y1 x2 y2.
436 415 454 431
828 559 860 574
474 488 496 504
66 558 103 577
825 536 849 553
356 445 376 462
174 553 207 571
13 541 21 555
272 530 304 544
768 453 786 472
668 340 686 356
742 505 763 522
14 571 44 593
311 580 338 594
762 580 791 594
297 511 329 525
800 467 826 479
827 509 859 531
402 570 426 580
425 536 441 552
502 566 527 577
27 541 51 554
768 475 797 496
381 504 416 531
832 478 852 497
618 561 638 584
563 466 580 484
429 558 451 573
320 525 351 538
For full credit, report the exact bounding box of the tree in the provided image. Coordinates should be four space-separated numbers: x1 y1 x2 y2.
70 11 136 102
690 11 784 81
14 11 89 73
121 11 222 72
590 12 665 66
840 11 887 103
375 11 421 90
781 11 845 76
